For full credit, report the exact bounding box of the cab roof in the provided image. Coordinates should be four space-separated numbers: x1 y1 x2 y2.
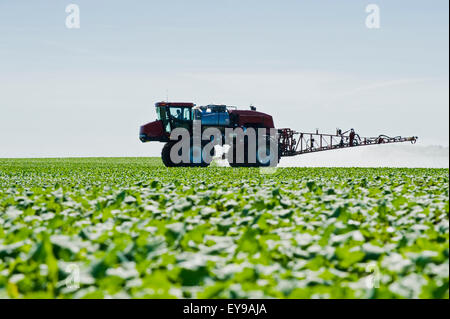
155 102 195 108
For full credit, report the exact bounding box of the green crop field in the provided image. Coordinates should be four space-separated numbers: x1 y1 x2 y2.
0 158 448 299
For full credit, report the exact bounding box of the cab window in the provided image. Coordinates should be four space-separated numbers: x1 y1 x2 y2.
168 107 191 120
183 108 191 120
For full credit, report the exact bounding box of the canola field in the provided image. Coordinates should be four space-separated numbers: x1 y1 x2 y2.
0 158 448 298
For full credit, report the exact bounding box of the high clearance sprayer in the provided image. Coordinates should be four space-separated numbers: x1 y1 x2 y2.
139 102 417 167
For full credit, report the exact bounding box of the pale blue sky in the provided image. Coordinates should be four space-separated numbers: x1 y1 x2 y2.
0 1 448 160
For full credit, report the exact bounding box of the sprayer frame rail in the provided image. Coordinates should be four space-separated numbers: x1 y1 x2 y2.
277 128 418 157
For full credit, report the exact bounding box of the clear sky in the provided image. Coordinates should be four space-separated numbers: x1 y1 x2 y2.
0 1 448 161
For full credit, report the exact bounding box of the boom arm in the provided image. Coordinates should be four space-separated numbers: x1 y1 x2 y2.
278 128 418 157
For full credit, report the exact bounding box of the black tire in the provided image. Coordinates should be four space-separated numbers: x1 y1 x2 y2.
162 140 211 167
227 142 256 167
256 137 279 167
161 141 177 167
227 137 279 168
187 138 210 167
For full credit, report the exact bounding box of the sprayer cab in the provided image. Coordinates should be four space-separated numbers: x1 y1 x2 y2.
139 102 195 142
155 102 195 133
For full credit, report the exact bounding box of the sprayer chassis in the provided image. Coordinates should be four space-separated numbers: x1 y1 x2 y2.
139 102 418 167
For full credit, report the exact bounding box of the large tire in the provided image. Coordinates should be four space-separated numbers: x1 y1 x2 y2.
161 141 176 167
161 140 211 167
227 137 279 167
256 137 279 167
188 138 210 167
227 142 256 167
